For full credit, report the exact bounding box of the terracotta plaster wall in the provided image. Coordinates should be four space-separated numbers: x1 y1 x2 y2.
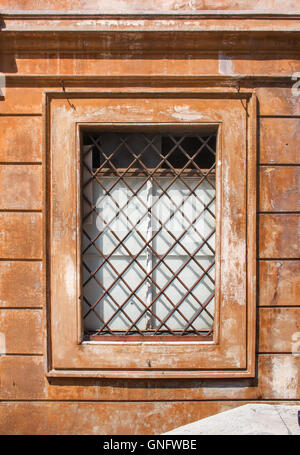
0 3 300 435
1 0 300 12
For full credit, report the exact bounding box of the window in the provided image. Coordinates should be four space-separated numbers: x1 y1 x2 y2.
46 91 256 378
81 130 216 340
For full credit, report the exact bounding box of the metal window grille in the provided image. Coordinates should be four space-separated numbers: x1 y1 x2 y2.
81 130 216 340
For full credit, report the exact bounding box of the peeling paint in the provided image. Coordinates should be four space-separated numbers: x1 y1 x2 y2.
65 256 76 299
270 356 298 399
218 51 235 75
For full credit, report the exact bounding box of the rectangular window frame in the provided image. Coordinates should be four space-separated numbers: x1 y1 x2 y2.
45 90 257 379
81 126 217 342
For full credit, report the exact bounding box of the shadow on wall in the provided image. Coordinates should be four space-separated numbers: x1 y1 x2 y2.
0 53 18 74
47 376 259 393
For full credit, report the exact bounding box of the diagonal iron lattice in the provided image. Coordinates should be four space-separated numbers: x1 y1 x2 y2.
81 131 216 339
